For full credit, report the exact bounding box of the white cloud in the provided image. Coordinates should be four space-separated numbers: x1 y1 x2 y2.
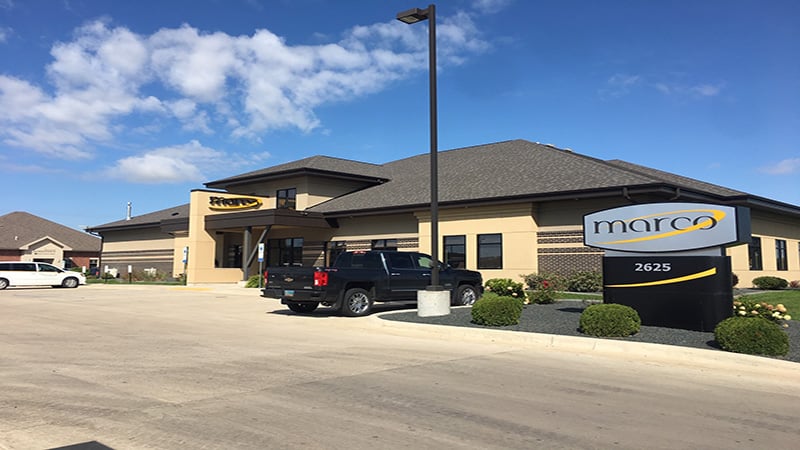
471 0 514 14
0 27 11 43
599 73 641 98
104 140 222 183
603 75 724 99
760 158 800 175
0 13 490 160
690 84 721 97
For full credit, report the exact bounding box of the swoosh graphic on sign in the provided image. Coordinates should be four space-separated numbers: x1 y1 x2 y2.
604 267 717 288
598 209 726 245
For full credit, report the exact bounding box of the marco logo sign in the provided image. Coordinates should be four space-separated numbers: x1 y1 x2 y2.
583 202 749 252
208 196 262 211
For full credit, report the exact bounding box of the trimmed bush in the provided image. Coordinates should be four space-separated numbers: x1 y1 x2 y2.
522 272 567 291
731 273 739 288
484 278 525 299
752 276 788 290
714 317 789 356
245 274 263 288
579 304 641 337
526 280 556 304
566 271 603 293
471 292 524 326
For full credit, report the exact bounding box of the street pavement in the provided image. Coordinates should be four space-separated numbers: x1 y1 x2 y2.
0 284 798 449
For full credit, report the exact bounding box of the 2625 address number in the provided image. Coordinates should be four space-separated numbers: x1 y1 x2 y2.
634 262 672 272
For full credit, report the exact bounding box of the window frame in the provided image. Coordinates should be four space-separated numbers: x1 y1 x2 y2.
371 239 398 251
477 233 503 270
267 237 304 266
444 235 466 269
776 239 788 271
748 236 763 271
276 188 297 210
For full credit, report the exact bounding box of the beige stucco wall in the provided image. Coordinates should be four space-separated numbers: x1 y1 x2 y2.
727 210 800 287
415 203 538 283
225 175 373 211
185 190 271 284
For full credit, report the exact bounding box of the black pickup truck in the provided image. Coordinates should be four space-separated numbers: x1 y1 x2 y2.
262 250 483 316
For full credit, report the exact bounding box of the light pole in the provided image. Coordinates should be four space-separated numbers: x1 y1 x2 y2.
397 4 441 291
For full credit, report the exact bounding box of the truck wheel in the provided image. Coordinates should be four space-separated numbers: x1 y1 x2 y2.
341 288 373 317
287 302 319 314
453 284 479 306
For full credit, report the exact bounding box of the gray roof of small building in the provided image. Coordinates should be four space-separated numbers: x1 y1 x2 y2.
0 211 101 251
205 155 389 188
88 204 190 231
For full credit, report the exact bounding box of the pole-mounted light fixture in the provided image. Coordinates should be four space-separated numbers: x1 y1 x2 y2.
396 4 441 291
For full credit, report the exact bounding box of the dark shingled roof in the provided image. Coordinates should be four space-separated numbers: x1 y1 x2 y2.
603 159 747 197
205 155 389 188
308 140 673 213
0 211 100 251
88 204 190 231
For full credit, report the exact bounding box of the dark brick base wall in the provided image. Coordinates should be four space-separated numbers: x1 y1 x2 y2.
538 253 603 275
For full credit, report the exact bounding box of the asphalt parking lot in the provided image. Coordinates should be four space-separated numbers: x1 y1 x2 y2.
1 284 799 449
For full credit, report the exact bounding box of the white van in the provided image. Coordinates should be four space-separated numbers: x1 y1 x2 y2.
0 261 86 289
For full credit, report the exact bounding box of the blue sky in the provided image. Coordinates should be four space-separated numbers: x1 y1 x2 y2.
1 0 798 231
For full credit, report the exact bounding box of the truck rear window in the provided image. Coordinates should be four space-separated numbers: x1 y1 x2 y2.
334 252 380 269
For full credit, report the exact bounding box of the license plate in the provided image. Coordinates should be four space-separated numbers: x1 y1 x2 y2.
284 290 295 297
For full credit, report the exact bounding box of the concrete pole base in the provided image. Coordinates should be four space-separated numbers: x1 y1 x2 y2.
417 289 451 317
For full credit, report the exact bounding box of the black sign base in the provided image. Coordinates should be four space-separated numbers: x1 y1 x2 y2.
603 256 733 332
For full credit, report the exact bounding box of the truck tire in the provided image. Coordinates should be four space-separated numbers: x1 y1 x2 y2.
341 288 373 317
453 284 479 306
287 302 319 314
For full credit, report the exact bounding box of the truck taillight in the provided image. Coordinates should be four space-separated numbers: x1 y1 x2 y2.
313 271 329 287
263 270 268 280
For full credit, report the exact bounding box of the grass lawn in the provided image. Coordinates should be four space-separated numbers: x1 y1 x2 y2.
741 290 800 320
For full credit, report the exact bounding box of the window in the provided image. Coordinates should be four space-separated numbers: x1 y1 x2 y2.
477 234 502 269
386 252 414 269
38 264 60 272
748 236 762 270
444 235 466 269
268 238 304 266
334 251 380 269
326 241 347 266
276 188 297 209
776 239 788 271
371 239 398 251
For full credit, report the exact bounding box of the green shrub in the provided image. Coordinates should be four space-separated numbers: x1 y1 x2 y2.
484 278 525 299
714 317 789 356
566 271 603 292
526 280 556 304
522 272 567 291
752 276 788 290
731 273 739 287
579 304 641 337
471 292 524 326
245 274 264 288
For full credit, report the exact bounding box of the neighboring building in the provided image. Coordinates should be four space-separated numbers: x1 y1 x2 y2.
87 139 800 286
0 211 101 270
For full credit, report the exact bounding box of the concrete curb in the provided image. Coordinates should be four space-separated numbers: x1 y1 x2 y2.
371 310 800 379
